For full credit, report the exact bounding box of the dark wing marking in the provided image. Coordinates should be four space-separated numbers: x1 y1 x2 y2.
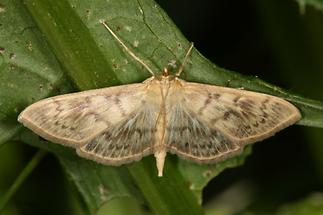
165 103 241 163
77 105 158 165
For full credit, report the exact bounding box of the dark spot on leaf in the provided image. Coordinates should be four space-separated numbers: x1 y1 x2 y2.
9 53 16 60
0 4 5 12
203 170 212 178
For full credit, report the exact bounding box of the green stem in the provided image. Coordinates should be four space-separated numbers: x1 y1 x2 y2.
0 150 46 212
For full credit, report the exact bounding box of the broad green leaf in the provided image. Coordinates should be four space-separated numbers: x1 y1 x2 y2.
0 0 73 147
1 0 323 214
178 146 251 199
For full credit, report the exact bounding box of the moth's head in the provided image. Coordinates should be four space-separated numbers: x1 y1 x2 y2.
162 68 171 78
155 68 176 81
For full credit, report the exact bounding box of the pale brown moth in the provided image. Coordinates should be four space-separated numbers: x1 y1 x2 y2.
18 20 301 177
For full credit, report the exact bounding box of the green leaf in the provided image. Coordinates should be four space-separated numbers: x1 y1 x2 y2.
295 0 323 13
0 0 73 147
241 193 323 215
19 130 142 214
1 0 323 214
275 193 323 215
178 146 252 199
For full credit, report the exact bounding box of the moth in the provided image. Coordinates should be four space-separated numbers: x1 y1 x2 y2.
18 20 301 177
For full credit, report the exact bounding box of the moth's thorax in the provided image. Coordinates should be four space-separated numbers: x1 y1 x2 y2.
148 67 185 88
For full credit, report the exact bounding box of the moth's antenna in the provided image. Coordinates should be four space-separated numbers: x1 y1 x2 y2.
100 20 155 76
176 43 194 77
